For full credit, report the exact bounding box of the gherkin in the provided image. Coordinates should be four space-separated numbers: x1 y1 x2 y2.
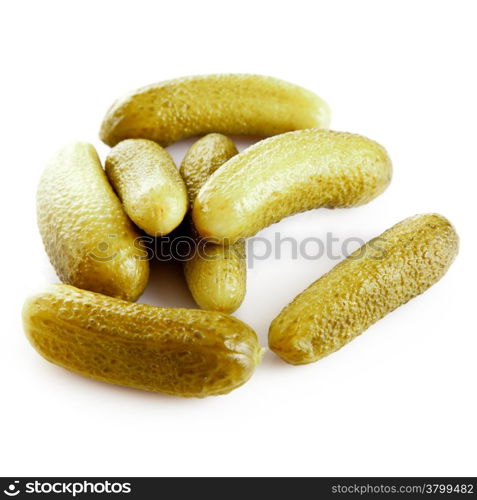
23 284 263 397
180 134 246 313
37 142 149 301
193 129 392 243
269 214 459 365
105 139 188 236
100 74 330 147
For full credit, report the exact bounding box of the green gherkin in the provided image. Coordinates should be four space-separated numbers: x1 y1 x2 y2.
193 129 393 243
105 139 188 236
37 142 149 301
23 284 263 397
100 74 330 147
269 214 459 365
180 134 246 313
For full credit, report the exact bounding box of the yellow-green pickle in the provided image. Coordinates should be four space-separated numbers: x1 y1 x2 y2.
269 214 459 364
105 139 188 236
180 133 246 313
27 74 459 397
37 142 149 301
23 284 263 397
99 74 330 146
193 129 392 243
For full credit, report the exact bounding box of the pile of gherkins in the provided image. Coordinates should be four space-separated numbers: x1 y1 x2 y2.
22 74 458 397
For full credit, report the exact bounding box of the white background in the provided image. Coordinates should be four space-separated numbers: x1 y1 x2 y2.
1 0 476 477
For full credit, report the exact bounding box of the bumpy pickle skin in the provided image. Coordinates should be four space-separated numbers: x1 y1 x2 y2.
180 133 239 205
193 129 393 243
269 214 459 365
180 134 246 313
105 139 188 236
37 143 149 301
99 74 331 147
23 284 263 397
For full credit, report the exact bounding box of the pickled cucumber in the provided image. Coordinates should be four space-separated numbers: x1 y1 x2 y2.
180 134 246 313
193 129 392 243
105 139 188 236
23 284 263 397
99 74 331 147
269 214 459 365
37 143 149 301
